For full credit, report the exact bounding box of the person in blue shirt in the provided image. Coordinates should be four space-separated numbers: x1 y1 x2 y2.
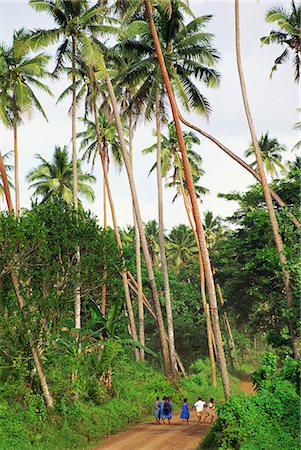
154 396 161 425
180 398 190 424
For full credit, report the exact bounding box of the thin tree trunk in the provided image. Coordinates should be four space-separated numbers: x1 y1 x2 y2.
101 148 108 316
179 174 216 387
0 150 13 211
1 170 54 408
177 111 300 230
129 111 145 361
104 72 172 378
91 100 140 361
144 0 230 398
235 0 299 358
156 95 177 376
13 96 20 214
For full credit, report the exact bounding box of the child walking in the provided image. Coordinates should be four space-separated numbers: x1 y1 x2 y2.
180 398 190 424
154 396 161 425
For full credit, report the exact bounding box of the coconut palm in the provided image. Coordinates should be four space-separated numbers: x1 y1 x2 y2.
261 1 301 82
235 0 298 358
145 220 160 265
203 211 223 249
26 146 96 204
245 132 287 179
167 224 198 267
0 28 52 213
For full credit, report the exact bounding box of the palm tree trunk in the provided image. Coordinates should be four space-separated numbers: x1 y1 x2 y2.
91 101 140 361
179 174 216 387
101 148 108 316
104 72 172 378
144 0 230 397
178 111 300 230
0 150 13 211
156 95 177 376
71 35 81 349
129 111 145 361
235 0 299 359
13 96 20 214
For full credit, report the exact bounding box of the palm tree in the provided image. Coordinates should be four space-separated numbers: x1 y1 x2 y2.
26 146 96 204
203 211 223 249
145 220 160 265
245 132 287 179
261 1 301 82
0 28 52 213
143 0 231 398
167 224 198 267
235 0 299 358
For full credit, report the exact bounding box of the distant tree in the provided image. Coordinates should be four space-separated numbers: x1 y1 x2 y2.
261 1 301 82
167 224 198 267
245 132 287 179
27 146 96 204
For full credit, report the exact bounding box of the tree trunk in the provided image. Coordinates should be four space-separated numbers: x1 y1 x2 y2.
101 147 108 316
179 175 217 387
177 111 300 230
235 0 299 358
144 0 230 398
91 100 140 361
13 96 20 214
129 111 145 361
0 150 13 211
104 72 172 378
156 95 177 376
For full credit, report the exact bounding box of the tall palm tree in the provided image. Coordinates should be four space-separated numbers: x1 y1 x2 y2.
235 0 299 359
145 220 160 265
143 0 231 398
203 211 223 250
26 146 96 204
167 224 198 267
245 132 287 179
0 28 52 213
261 1 301 82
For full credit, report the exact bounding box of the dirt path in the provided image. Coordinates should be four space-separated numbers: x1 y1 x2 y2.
92 374 254 450
92 417 211 450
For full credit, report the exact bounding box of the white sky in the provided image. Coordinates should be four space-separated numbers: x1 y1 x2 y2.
0 0 299 229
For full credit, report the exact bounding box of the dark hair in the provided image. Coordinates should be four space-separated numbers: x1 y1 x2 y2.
183 398 187 402
156 396 159 400
163 396 166 400
198 397 202 401
210 398 214 402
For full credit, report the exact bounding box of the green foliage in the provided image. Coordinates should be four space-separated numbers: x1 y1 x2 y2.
200 353 300 450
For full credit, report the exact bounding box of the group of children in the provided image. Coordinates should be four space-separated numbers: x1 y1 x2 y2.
154 396 215 425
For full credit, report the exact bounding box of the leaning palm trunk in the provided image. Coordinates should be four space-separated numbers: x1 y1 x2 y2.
235 0 299 358
129 111 145 361
144 0 230 398
91 101 140 361
156 95 177 376
104 72 172 378
179 174 217 387
13 97 20 214
178 111 300 230
0 150 13 211
101 150 108 316
0 165 54 408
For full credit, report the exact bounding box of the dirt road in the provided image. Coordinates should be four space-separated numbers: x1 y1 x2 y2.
92 417 211 450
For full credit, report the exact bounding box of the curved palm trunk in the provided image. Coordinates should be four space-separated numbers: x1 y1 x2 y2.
129 111 145 361
144 0 230 397
91 101 140 361
178 112 300 230
235 0 299 358
101 147 108 316
156 95 177 376
13 96 20 214
104 72 172 378
179 174 217 387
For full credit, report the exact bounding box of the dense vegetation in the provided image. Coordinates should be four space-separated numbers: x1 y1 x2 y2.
0 0 300 449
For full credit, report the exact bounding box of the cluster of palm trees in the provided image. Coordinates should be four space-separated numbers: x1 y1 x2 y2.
0 0 300 407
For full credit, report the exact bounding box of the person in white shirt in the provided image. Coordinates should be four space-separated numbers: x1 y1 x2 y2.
194 397 206 423
200 398 215 423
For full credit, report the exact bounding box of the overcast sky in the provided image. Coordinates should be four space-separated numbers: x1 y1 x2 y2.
0 0 299 229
